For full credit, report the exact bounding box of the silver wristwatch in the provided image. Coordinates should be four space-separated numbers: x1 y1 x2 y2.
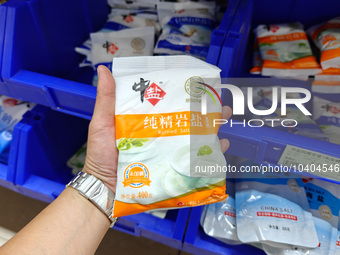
67 172 118 227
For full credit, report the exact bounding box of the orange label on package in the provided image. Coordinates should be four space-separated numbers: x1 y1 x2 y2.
311 23 340 40
122 163 151 188
263 56 320 70
321 47 340 62
115 111 221 140
113 183 228 217
258 32 307 44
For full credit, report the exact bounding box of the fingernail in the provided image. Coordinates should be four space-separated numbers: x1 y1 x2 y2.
97 66 103 77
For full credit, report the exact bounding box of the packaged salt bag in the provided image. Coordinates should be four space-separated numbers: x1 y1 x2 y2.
112 55 227 217
308 17 340 70
154 2 216 59
201 180 241 244
263 178 339 255
235 164 318 248
256 22 321 77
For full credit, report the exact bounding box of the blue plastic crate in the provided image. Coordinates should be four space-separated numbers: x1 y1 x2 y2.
218 123 340 184
219 0 340 79
183 206 265 255
0 3 7 93
0 103 40 191
1 0 239 119
0 118 21 191
206 0 241 66
1 0 108 119
135 208 190 249
14 105 89 201
215 0 340 182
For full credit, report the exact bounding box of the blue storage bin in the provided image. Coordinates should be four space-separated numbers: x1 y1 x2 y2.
0 0 236 120
206 0 241 66
135 208 190 249
218 123 340 184
0 103 41 191
0 117 21 191
14 105 89 201
219 0 340 79
0 4 6 93
0 0 108 119
183 206 265 255
215 0 340 182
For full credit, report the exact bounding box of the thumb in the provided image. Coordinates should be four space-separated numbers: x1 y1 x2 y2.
92 65 116 123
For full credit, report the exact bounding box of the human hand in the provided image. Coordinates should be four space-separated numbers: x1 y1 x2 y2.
83 65 118 193
82 66 232 193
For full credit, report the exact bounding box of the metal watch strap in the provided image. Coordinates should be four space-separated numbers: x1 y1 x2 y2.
67 172 117 227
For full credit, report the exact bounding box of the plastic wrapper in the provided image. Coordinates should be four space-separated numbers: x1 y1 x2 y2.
235 164 318 248
75 15 160 60
255 22 321 77
262 178 339 255
0 96 35 162
154 2 216 59
90 27 155 86
312 80 340 144
111 55 227 217
200 180 241 245
109 7 158 21
308 17 340 70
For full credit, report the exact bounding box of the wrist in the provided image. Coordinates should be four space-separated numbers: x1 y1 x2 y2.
64 187 110 226
82 165 117 194
67 172 117 227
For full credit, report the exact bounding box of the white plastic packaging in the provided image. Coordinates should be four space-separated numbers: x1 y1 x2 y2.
262 178 339 255
256 22 321 77
75 15 160 60
200 180 241 245
90 27 155 68
0 96 35 157
111 55 227 217
235 166 318 248
313 96 340 145
0 96 35 133
308 17 340 70
108 5 158 21
154 2 216 59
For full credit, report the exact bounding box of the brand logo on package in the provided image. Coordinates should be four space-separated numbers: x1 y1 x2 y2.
322 104 340 114
185 76 222 106
124 15 134 23
319 205 332 221
123 163 151 188
131 37 146 51
103 41 119 55
185 76 206 98
132 78 166 106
